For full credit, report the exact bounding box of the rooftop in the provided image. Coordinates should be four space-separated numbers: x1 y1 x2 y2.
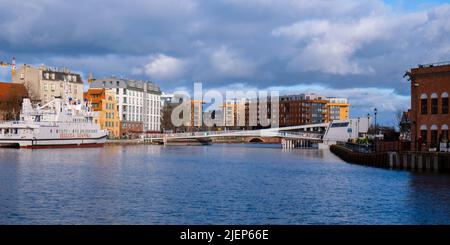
411 61 450 75
0 82 29 100
90 77 161 94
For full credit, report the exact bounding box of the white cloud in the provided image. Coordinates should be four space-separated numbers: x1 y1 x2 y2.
272 12 429 75
209 46 256 78
144 54 187 80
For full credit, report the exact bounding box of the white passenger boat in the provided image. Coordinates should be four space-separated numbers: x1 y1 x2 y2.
0 97 108 149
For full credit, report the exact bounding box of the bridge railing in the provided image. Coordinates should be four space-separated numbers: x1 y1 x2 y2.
144 128 325 140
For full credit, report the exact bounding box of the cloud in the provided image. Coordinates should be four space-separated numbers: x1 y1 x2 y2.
1 0 450 123
144 54 187 80
209 46 256 78
272 12 428 75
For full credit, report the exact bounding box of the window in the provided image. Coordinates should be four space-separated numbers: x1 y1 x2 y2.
431 98 438 114
51 84 56 92
442 125 449 141
431 125 438 148
442 93 449 114
420 94 427 114
420 130 427 144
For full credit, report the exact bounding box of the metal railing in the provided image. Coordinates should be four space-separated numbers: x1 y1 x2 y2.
337 141 374 153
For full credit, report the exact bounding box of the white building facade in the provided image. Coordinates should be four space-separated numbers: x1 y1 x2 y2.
90 77 162 132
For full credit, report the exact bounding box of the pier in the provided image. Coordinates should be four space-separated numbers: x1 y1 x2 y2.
330 144 450 172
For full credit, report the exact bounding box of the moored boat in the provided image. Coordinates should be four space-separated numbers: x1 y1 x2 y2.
0 97 108 149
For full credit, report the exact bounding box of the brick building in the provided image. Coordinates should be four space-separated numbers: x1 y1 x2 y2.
0 82 29 121
405 62 450 151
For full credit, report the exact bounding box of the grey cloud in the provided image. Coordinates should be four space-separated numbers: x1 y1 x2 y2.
1 0 450 124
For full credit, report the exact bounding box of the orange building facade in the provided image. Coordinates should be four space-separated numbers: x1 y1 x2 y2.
84 88 120 139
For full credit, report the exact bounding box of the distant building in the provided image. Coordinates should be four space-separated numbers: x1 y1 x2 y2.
220 99 246 129
13 65 84 105
399 110 412 141
279 94 350 127
84 88 120 139
326 97 349 121
405 62 450 151
280 94 326 127
189 100 204 130
160 94 183 132
0 82 29 121
90 77 162 133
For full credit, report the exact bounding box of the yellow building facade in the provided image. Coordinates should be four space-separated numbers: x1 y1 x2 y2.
326 98 350 122
84 88 120 139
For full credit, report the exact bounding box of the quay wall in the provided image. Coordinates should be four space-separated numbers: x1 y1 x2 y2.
330 144 450 173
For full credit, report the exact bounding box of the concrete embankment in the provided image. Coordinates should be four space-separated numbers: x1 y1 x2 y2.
330 144 450 173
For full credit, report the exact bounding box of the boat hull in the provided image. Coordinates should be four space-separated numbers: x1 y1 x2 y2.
0 136 107 149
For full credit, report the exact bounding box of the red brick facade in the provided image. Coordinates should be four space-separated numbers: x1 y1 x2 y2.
0 82 29 121
408 63 450 151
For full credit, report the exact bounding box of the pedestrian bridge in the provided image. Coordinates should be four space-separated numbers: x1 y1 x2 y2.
144 118 369 148
146 123 327 143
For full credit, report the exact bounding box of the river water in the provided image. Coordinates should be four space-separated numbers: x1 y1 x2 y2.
0 144 449 224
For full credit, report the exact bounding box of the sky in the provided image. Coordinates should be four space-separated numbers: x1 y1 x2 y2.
1 0 450 126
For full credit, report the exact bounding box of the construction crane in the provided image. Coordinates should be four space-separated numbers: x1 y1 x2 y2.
0 57 16 78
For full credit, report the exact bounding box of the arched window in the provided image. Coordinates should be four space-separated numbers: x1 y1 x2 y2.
431 125 438 147
431 93 438 114
442 124 449 141
420 93 428 114
442 92 449 114
420 124 428 144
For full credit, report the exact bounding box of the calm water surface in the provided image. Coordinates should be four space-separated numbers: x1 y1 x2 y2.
0 144 449 224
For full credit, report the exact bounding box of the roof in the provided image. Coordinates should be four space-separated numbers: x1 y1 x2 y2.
411 62 450 75
0 82 29 101
90 77 161 94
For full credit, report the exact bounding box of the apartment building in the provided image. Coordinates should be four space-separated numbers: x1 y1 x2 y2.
84 88 120 139
13 65 83 105
90 77 162 133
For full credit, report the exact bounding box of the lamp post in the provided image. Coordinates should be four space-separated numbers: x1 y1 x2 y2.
367 113 370 137
374 108 378 135
357 117 360 138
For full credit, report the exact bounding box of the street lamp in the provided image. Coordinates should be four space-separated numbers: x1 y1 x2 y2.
357 117 360 138
374 108 378 135
367 113 370 137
